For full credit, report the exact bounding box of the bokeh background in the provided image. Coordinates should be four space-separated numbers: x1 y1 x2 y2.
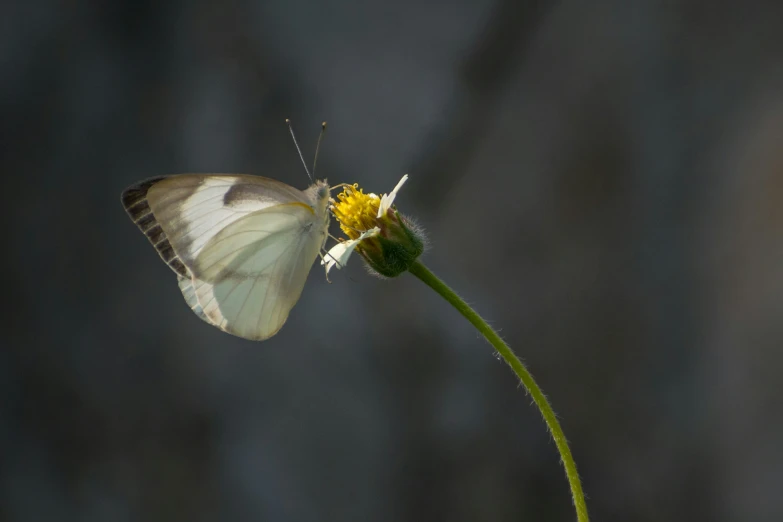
4 0 783 520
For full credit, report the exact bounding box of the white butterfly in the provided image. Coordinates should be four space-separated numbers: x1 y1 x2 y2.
122 173 331 340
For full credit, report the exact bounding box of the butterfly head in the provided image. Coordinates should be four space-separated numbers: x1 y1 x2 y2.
307 179 331 229
314 180 329 201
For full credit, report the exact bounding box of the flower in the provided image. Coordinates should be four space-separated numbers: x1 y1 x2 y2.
323 175 424 277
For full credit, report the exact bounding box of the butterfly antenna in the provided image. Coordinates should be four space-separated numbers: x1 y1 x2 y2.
312 121 327 179
286 118 313 182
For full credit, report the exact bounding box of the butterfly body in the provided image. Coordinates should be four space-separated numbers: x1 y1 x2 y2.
122 174 330 341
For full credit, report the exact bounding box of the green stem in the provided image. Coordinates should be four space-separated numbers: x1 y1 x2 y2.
408 260 589 522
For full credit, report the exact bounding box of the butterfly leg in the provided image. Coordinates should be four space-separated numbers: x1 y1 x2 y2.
318 248 350 283
318 250 334 283
329 183 357 193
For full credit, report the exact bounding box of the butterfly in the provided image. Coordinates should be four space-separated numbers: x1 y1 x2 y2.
121 122 332 341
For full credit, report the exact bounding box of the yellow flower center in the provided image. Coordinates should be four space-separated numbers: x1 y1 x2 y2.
331 184 380 240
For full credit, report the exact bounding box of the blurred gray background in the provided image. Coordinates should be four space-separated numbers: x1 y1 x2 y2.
3 0 783 521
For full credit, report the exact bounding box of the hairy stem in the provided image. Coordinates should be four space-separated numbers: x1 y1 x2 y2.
408 260 589 522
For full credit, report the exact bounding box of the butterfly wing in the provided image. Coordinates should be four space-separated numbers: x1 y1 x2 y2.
122 174 329 340
178 275 216 327
190 202 325 340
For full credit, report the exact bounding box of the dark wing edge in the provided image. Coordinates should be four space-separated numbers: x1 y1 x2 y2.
121 177 190 278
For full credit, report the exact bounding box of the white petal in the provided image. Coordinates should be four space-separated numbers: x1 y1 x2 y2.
322 240 358 273
321 227 380 274
377 174 408 218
